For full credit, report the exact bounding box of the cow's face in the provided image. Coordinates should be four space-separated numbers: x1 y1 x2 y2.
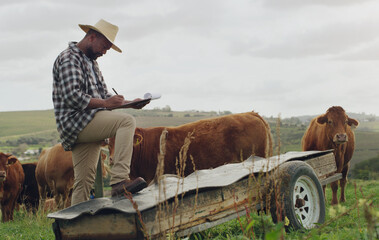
316 106 359 144
0 153 17 182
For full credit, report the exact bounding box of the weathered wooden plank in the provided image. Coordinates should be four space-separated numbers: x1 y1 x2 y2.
320 173 343 186
58 213 137 240
305 152 336 179
140 176 261 238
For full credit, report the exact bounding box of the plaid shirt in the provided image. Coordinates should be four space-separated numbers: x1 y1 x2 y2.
52 42 112 151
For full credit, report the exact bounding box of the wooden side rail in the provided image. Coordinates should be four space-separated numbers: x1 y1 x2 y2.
320 173 343 186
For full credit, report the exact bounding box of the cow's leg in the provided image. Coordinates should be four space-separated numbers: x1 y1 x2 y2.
55 193 64 210
322 185 327 201
56 181 69 209
38 185 48 211
62 187 72 209
9 199 16 221
339 164 349 203
64 188 73 208
330 180 339 205
1 205 11 222
1 205 5 222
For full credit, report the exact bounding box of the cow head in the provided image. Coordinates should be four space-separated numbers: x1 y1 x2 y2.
316 106 359 144
0 153 18 183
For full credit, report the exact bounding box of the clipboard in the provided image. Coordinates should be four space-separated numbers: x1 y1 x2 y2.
110 98 151 110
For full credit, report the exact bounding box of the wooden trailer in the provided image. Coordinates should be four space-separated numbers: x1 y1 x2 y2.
48 150 341 239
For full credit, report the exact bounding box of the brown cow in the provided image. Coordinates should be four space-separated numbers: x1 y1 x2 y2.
302 106 359 205
36 144 73 209
0 153 25 222
126 111 272 185
36 143 111 209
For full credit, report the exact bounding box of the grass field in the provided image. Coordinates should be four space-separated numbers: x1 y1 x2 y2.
0 180 377 239
197 180 379 240
0 110 56 140
0 110 378 239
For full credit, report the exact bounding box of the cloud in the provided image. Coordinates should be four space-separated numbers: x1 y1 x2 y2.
262 0 375 8
0 0 378 118
226 2 379 60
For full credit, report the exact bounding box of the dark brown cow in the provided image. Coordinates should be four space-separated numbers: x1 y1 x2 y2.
0 153 25 222
126 111 272 185
302 106 359 205
17 162 39 213
36 143 111 209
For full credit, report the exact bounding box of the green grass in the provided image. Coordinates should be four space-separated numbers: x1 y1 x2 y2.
0 180 377 239
354 131 379 167
0 209 54 240
358 121 379 132
188 179 379 240
0 110 56 139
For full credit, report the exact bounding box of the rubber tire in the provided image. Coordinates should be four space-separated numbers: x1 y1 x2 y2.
269 161 325 231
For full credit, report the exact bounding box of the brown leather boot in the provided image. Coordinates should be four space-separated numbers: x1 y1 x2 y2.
111 177 147 197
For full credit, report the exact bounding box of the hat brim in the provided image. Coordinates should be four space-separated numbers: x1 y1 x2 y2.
79 24 122 53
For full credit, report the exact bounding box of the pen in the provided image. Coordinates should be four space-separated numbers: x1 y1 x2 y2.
112 88 119 95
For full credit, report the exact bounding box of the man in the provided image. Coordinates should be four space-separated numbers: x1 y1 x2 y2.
52 19 148 205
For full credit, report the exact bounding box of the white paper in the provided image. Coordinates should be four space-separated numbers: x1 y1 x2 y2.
143 92 161 100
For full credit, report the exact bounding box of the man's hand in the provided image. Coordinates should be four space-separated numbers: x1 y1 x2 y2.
87 95 125 109
104 95 125 109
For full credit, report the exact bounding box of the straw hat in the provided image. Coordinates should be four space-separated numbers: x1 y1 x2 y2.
79 19 122 53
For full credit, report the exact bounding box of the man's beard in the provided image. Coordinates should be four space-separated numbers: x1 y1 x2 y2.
87 47 101 60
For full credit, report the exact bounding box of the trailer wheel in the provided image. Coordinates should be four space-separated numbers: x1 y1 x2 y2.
269 161 325 231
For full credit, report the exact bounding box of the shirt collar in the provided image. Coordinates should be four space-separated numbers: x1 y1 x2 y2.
69 41 95 63
68 41 81 54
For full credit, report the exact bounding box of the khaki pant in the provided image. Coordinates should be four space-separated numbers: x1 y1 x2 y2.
71 110 136 205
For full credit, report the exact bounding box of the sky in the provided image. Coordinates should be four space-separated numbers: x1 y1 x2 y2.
0 0 378 118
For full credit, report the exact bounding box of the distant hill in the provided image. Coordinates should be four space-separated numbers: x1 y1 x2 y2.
0 109 378 173
284 112 377 126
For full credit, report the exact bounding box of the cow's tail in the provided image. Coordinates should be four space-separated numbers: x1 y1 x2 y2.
263 120 273 158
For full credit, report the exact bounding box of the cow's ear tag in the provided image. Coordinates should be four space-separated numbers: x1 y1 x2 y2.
134 134 143 145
